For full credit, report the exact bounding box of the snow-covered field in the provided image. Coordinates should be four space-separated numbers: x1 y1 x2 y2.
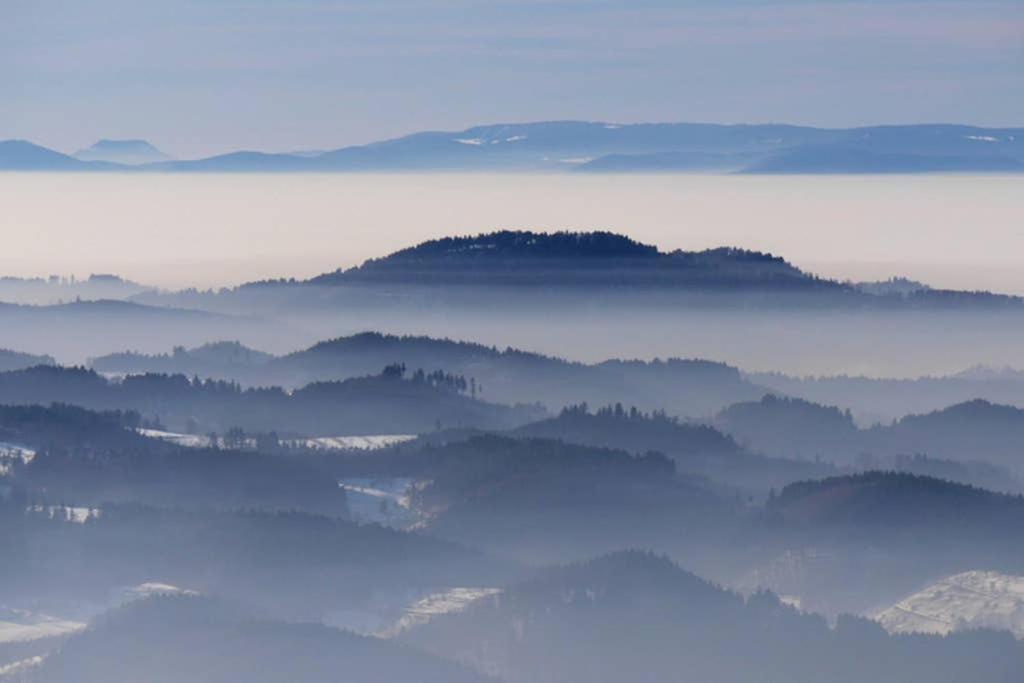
379 587 502 637
27 505 99 524
0 583 195 651
137 428 415 452
121 582 197 602
288 435 416 451
872 570 1024 638
339 477 420 526
326 586 503 638
0 441 35 475
137 428 213 448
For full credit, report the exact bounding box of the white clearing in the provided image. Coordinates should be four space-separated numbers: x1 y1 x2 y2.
0 442 35 474
378 587 502 638
27 505 98 524
0 608 85 644
138 428 416 452
137 428 212 448
293 435 416 451
339 477 420 526
122 582 198 602
872 570 1024 638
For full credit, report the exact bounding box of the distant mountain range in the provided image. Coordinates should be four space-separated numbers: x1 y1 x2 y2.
3 122 1022 173
89 331 771 418
407 549 1024 683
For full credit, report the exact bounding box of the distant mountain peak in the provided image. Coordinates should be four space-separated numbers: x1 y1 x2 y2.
74 139 173 165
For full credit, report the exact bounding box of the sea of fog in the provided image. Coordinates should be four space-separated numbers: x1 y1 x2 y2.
1 173 1022 293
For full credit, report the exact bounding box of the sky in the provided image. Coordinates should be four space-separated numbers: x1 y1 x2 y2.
2 0 1022 158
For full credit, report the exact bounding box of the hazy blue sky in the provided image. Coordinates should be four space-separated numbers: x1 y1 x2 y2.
3 0 1022 157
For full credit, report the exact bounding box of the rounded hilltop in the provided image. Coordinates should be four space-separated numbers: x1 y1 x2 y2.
309 229 825 290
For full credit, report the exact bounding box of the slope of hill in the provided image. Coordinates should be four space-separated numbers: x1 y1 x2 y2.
730 472 1024 617
0 299 257 363
411 435 732 562
0 364 545 436
91 341 273 377
713 395 1024 489
1 500 509 621
0 350 54 373
768 472 1024 531
867 400 1024 468
310 231 836 290
92 332 767 417
0 403 349 515
750 369 1024 425
873 570 1024 638
0 274 151 306
513 404 834 496
716 394 860 460
516 404 740 457
407 551 1024 683
0 140 110 171
23 595 489 683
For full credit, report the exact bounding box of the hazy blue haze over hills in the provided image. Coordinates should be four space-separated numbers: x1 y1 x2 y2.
6 2 1024 677
2 122 1022 174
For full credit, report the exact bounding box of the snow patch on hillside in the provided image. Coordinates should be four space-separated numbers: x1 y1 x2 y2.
872 570 1024 638
0 608 85 643
294 435 416 451
339 477 420 526
378 587 502 637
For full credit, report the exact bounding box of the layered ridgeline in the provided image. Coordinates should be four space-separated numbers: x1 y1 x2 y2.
12 231 1024 372
89 331 1024 440
8 231 1024 380
406 551 1024 683
0 299 268 363
91 333 767 417
23 595 490 683
752 366 1024 424
0 274 151 306
715 394 1024 487
4 122 1023 173
0 403 350 515
0 364 545 436
735 472 1024 616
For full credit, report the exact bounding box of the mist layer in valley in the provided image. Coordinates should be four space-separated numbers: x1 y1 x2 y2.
3 230 1024 682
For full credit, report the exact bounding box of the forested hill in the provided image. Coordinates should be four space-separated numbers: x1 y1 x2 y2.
0 348 55 372
91 332 765 417
28 595 491 683
407 550 1024 683
0 364 545 436
768 471 1024 531
308 231 836 289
